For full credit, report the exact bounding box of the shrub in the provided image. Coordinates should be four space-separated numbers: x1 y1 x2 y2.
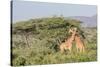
12 56 26 66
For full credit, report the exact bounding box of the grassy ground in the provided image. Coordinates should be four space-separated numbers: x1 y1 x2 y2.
12 42 97 66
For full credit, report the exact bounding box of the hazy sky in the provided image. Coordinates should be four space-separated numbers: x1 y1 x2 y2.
12 1 97 22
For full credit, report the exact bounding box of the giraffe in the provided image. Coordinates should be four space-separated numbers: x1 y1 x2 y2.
59 27 77 53
69 27 85 53
74 32 85 53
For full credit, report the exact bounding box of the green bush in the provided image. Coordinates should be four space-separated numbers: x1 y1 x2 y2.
11 16 97 66
12 56 26 66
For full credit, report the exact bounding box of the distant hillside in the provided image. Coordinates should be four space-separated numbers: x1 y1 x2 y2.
68 15 97 27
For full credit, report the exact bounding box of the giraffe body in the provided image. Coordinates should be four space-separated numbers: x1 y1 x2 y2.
60 28 77 53
75 34 85 53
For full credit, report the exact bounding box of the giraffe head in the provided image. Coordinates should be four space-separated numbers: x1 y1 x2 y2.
68 27 77 34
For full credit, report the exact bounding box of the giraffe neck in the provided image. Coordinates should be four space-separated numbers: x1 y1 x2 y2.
70 31 76 41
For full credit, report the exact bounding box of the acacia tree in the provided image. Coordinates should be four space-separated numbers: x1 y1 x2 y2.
13 21 37 47
12 17 85 50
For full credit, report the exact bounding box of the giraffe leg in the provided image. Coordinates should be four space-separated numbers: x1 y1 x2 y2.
68 47 72 53
80 48 82 53
82 46 85 53
76 47 79 53
60 45 64 53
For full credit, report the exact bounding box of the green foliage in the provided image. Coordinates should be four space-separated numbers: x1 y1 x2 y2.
12 56 26 66
11 16 97 66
